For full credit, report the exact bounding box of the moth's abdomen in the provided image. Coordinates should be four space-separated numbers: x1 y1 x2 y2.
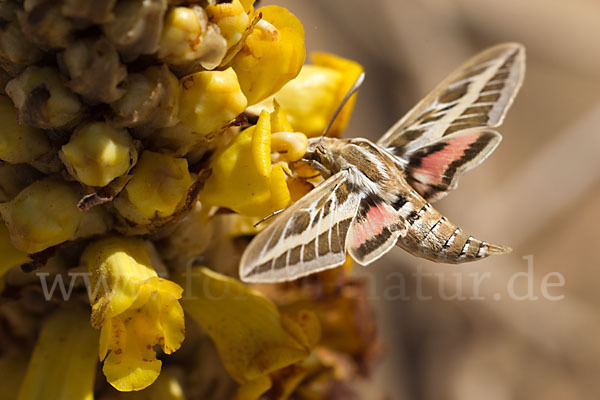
398 202 511 263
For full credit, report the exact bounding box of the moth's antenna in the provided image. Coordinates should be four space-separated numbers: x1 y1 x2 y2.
253 208 286 228
322 72 365 138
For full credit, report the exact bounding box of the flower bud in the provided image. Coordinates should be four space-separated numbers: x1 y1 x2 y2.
178 67 247 136
0 2 42 76
158 6 227 72
60 122 136 187
102 0 167 61
151 123 209 156
230 5 305 105
0 218 30 276
116 151 192 222
5 66 83 129
0 96 52 166
61 0 116 24
111 64 180 135
60 37 127 104
0 163 41 203
0 178 99 253
206 0 250 49
18 0 74 49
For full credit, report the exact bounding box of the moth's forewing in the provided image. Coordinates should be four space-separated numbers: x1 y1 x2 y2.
377 43 525 157
240 170 361 283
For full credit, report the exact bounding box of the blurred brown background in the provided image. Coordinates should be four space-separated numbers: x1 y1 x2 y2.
267 1 600 399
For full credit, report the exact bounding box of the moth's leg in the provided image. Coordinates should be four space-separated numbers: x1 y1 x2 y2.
300 159 332 179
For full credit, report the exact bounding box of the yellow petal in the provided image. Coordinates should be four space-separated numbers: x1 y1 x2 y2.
0 352 29 400
249 53 364 137
199 125 272 217
312 52 364 137
17 309 98 400
251 110 271 178
281 310 321 350
270 131 308 162
110 370 186 400
270 100 293 133
177 267 310 383
287 177 314 203
239 0 256 13
270 164 291 211
103 350 162 392
233 375 272 400
200 106 295 217
83 236 157 324
231 6 305 105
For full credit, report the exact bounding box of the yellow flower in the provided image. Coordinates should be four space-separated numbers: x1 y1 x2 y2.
230 5 305 105
178 67 247 136
249 53 364 137
115 151 192 223
17 308 99 400
200 109 307 217
176 267 320 399
82 236 185 392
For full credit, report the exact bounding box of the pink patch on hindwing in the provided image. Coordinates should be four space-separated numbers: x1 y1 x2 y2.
350 202 396 248
413 133 479 185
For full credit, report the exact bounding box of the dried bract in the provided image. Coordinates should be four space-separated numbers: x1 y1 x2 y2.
60 37 127 104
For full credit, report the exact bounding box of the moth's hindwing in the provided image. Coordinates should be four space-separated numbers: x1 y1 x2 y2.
347 192 409 265
403 128 502 201
377 42 525 157
239 170 361 283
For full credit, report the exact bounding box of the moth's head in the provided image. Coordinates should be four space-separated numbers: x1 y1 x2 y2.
303 137 347 172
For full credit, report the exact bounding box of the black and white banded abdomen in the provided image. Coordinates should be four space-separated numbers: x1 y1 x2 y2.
396 202 510 263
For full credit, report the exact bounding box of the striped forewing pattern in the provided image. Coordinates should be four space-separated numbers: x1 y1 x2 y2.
240 170 363 283
377 43 525 156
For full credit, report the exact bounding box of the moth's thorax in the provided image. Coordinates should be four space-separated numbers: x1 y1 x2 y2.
304 137 396 177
